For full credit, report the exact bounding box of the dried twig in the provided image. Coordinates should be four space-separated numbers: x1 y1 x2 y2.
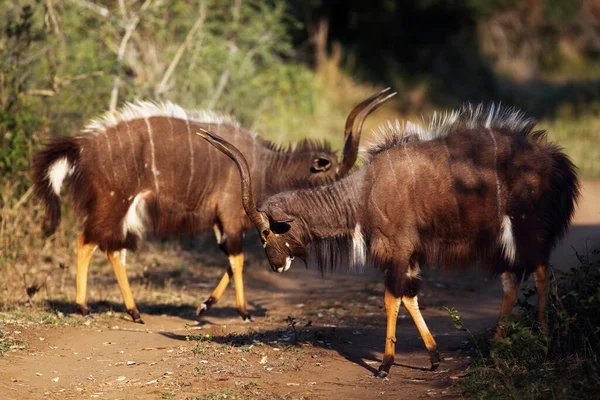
69 0 127 29
109 0 152 112
156 3 206 96
206 0 241 109
44 0 61 36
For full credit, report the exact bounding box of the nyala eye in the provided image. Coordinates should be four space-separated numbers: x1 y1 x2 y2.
262 229 270 236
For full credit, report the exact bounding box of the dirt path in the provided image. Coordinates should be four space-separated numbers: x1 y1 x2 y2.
1 182 598 400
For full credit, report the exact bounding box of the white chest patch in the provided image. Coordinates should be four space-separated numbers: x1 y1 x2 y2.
350 224 367 271
276 256 294 273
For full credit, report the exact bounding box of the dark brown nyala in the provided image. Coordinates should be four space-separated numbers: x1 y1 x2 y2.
198 103 580 377
31 90 394 323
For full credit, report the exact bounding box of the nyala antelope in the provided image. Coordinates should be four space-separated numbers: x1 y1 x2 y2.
32 90 394 323
198 103 580 377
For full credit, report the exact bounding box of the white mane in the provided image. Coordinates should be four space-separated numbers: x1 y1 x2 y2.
367 103 535 155
83 100 240 134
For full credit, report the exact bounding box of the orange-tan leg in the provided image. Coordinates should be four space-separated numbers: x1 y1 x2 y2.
107 250 143 323
494 272 519 339
197 254 250 321
231 253 251 321
197 266 232 317
534 264 549 332
75 234 97 316
403 295 440 371
377 287 402 378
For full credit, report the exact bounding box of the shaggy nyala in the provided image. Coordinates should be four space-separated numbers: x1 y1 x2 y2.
31 89 395 323
198 103 580 377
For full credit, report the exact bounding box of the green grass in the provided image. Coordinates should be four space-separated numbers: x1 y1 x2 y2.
0 329 28 356
454 251 600 399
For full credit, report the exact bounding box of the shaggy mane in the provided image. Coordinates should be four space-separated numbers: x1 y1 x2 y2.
366 103 545 159
83 100 241 134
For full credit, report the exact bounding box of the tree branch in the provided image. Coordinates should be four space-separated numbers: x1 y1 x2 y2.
206 0 241 110
68 0 128 29
109 0 152 112
156 2 206 97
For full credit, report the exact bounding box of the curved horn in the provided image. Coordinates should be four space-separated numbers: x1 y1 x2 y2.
337 89 397 177
196 129 270 237
343 87 391 144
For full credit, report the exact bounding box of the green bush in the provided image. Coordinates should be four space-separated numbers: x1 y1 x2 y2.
456 252 600 399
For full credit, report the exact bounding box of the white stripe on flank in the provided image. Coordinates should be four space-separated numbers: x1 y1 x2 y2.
487 130 502 220
403 145 417 188
104 132 116 182
47 158 73 196
122 192 149 239
442 139 460 219
144 118 160 194
351 224 367 270
184 115 195 198
498 215 517 264
124 121 141 188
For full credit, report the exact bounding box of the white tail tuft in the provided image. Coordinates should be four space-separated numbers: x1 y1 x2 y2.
47 158 73 196
498 215 517 264
122 192 150 239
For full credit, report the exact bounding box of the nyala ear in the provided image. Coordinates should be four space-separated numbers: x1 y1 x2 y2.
311 157 332 173
269 206 295 224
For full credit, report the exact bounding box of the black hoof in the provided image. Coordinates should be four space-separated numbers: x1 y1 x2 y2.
197 298 216 317
429 348 441 371
376 370 389 379
242 315 252 323
76 304 89 316
128 309 143 324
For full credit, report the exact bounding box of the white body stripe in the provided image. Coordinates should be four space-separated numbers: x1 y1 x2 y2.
499 215 517 264
184 115 195 198
143 118 160 194
487 130 503 220
47 158 73 196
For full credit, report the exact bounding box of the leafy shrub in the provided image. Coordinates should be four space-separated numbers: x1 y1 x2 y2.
456 252 600 399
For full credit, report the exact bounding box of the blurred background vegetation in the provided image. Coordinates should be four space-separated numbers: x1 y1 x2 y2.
1 0 599 303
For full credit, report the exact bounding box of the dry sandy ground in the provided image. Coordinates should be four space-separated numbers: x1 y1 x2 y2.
0 181 598 400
